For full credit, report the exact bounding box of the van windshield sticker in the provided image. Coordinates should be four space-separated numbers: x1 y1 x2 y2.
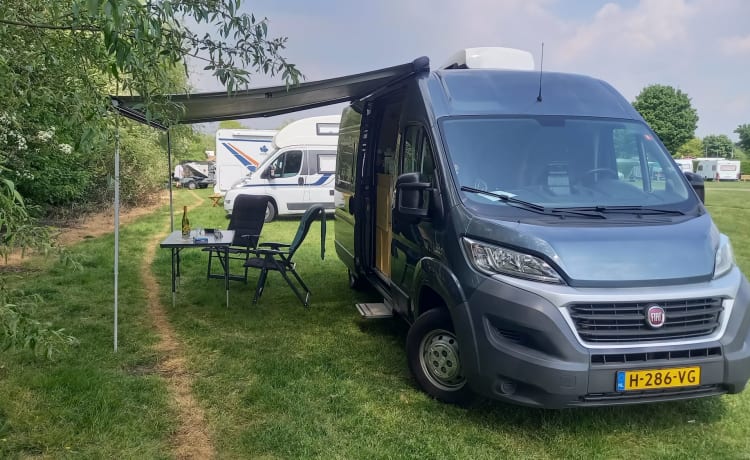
479 190 517 201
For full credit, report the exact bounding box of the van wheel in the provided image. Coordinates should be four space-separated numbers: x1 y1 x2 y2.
406 308 472 404
264 201 276 223
187 181 197 190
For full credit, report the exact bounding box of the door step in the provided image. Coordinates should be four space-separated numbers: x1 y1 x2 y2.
355 302 394 319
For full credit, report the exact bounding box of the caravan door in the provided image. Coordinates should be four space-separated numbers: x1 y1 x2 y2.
303 149 337 210
266 149 306 215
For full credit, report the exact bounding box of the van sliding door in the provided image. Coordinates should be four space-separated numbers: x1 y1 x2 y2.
371 97 404 280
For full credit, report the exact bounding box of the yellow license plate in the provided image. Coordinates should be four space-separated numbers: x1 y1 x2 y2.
616 367 700 391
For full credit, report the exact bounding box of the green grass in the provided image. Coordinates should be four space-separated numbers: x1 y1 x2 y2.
1 185 750 459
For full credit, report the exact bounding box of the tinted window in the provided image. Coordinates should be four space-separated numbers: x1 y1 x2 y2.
441 116 693 214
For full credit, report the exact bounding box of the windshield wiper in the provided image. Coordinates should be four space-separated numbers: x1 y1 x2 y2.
461 186 549 214
460 186 604 219
557 205 686 216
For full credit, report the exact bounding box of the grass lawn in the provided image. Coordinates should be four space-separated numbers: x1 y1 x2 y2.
1 183 750 459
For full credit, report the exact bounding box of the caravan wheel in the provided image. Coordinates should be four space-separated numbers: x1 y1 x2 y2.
264 201 276 223
187 181 197 190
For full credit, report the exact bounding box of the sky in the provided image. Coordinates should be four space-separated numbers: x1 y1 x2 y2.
188 0 750 140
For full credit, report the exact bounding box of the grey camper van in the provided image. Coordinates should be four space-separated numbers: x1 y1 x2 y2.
334 48 750 407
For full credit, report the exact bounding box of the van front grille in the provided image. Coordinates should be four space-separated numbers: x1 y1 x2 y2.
580 385 724 404
568 298 723 343
591 347 722 365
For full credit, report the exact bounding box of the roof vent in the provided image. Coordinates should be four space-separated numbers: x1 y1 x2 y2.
442 47 534 71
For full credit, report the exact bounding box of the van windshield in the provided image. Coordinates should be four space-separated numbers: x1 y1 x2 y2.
440 116 694 216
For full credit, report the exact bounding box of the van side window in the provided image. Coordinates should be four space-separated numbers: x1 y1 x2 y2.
402 126 420 174
420 136 435 182
271 150 303 178
336 109 361 192
401 125 436 182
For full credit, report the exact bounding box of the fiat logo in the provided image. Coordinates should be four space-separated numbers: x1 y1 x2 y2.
645 305 666 328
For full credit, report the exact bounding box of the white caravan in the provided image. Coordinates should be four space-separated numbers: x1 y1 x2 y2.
223 115 341 221
214 129 277 194
674 158 694 173
696 159 741 181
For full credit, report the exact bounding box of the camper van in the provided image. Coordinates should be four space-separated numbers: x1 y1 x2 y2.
214 129 277 194
223 115 341 221
674 158 694 173
334 47 750 408
696 159 741 181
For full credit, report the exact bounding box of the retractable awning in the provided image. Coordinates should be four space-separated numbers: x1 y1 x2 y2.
111 56 429 127
108 56 429 351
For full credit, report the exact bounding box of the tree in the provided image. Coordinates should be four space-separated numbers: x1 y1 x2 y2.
0 0 300 357
736 124 750 152
0 0 301 209
675 137 703 158
632 85 699 155
703 134 734 158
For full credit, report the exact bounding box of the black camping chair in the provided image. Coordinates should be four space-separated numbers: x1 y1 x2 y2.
244 205 326 307
206 194 269 283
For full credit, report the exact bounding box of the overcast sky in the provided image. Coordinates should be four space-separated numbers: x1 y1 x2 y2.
189 0 750 140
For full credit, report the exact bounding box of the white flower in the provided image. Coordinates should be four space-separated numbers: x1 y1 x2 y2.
36 129 55 142
58 143 73 155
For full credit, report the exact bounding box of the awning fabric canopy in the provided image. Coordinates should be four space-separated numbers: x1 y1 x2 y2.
107 56 429 351
111 56 429 127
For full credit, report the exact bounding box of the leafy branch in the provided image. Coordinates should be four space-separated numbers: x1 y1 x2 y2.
0 284 79 360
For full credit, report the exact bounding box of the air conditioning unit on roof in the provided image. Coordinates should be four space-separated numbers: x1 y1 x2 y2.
442 47 535 71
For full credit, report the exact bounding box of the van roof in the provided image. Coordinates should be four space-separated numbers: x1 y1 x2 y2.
273 114 342 149
425 69 642 120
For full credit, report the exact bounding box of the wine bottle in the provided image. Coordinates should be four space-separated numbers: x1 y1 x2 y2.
181 206 191 237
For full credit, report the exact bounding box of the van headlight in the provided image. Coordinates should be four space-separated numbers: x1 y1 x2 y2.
713 234 735 279
462 238 564 284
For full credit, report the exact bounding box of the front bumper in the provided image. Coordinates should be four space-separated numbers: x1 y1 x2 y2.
450 269 750 408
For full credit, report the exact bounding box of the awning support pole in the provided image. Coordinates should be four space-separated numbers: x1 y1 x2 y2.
113 112 120 353
167 129 174 231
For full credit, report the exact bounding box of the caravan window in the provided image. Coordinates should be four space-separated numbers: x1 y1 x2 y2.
317 154 336 174
270 150 303 178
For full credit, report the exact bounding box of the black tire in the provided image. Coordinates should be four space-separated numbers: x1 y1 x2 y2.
187 181 197 190
347 268 367 290
406 308 473 404
264 201 276 223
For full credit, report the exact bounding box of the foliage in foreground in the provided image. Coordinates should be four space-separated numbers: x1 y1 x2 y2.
0 285 78 360
0 0 301 212
1 177 80 359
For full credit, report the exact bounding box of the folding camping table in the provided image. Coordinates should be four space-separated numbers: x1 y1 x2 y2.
160 230 235 308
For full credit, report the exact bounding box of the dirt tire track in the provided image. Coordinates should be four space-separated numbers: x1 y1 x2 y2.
3 189 216 458
143 191 215 459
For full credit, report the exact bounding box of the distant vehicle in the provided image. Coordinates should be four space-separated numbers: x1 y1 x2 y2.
223 115 341 222
214 129 277 194
696 159 741 181
180 162 215 189
674 158 694 173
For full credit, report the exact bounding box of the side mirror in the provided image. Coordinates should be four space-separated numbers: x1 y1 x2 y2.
684 171 705 203
395 172 430 218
